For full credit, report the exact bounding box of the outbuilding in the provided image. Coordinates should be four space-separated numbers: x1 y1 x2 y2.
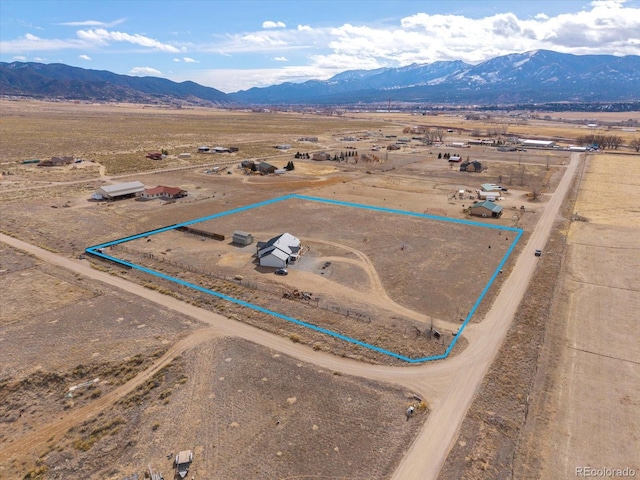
519 139 556 148
232 231 254 246
256 162 277 174
469 201 503 218
93 181 145 201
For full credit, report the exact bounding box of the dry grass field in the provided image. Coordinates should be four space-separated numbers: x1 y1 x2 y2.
2 100 638 479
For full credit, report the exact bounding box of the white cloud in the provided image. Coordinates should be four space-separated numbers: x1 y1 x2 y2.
129 67 162 76
78 54 92 60
183 57 199 63
57 18 126 27
0 33 86 53
263 20 286 29
297 25 312 32
173 58 181 62
76 28 180 52
12 55 27 61
274 56 288 62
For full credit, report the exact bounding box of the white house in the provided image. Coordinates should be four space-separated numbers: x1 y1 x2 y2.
256 233 301 268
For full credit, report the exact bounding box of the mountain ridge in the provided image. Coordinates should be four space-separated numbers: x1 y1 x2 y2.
1 50 639 106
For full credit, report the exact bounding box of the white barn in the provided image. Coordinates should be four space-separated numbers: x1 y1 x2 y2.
93 181 145 200
256 233 301 268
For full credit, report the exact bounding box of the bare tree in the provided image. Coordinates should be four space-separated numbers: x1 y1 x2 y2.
630 137 640 152
530 179 542 200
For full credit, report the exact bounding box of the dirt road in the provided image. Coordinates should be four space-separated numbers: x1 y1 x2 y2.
0 154 578 478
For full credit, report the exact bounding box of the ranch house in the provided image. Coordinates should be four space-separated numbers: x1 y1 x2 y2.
469 201 503 218
256 233 301 268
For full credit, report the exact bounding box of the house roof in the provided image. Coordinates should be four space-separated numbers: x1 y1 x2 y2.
471 201 503 212
481 184 502 192
258 233 300 257
99 181 145 196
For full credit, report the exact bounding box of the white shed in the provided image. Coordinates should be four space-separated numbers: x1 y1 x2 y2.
94 181 145 200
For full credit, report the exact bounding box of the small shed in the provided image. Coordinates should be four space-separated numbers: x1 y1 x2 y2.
241 160 255 170
232 231 254 246
470 201 503 218
197 146 211 153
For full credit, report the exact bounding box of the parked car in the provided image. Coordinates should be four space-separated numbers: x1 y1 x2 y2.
274 268 288 275
535 249 542 257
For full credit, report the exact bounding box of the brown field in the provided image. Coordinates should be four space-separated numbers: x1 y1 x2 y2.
1 99 638 480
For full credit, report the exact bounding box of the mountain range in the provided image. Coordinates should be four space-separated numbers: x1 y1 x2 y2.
1 50 639 106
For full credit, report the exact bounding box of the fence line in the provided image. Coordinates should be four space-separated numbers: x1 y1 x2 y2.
110 243 373 323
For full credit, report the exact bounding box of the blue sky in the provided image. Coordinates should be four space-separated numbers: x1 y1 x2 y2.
1 0 639 92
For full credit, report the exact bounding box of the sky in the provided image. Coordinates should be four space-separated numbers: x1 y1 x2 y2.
1 0 639 93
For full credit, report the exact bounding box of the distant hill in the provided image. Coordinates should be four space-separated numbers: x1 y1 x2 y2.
2 50 639 107
228 50 640 105
0 62 230 105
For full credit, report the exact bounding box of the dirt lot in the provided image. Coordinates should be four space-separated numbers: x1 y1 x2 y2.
3 101 636 479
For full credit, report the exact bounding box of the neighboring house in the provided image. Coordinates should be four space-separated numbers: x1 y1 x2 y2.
240 160 255 170
256 162 277 174
481 183 502 192
93 181 145 201
298 136 318 142
275 144 291 150
197 146 211 153
140 185 187 199
469 201 503 218
460 160 483 172
146 152 162 160
232 231 254 246
448 155 462 162
38 156 74 167
476 190 500 201
256 233 301 268
312 152 331 161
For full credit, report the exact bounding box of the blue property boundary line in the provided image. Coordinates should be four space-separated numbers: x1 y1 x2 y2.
86 194 523 363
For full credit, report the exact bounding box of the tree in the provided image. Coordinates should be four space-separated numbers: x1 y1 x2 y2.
630 137 640 152
438 153 442 159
